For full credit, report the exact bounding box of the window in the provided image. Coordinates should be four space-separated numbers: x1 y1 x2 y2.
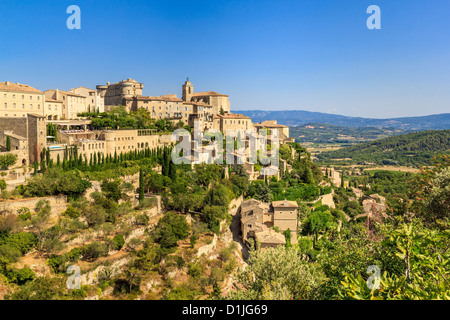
4 103 7 108
12 95 15 99
38 104 40 109
3 94 6 98
30 96 32 100
13 103 16 108
30 104 33 109
22 95 24 99
22 104 25 109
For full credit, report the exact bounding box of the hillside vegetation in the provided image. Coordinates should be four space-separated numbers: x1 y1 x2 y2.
317 130 450 166
291 123 406 144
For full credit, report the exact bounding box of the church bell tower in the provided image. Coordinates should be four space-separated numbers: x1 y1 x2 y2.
182 77 194 101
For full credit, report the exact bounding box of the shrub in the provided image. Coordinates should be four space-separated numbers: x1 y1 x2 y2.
0 232 38 255
135 213 149 226
63 206 80 219
175 256 185 269
83 242 108 260
17 207 31 221
7 267 35 285
112 234 125 251
187 262 202 278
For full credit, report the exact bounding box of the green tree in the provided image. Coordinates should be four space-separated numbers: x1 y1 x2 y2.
138 168 145 202
0 153 18 170
6 135 11 151
227 246 325 300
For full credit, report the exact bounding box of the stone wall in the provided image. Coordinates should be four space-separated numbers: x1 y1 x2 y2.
0 195 68 217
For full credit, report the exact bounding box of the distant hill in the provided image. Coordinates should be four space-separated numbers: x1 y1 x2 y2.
291 122 407 144
234 110 450 131
316 130 450 166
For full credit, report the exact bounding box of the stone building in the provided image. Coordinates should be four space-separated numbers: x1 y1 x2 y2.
254 120 292 142
0 132 28 169
239 198 299 248
123 95 185 122
182 78 230 115
0 113 46 165
44 98 63 120
0 81 45 118
53 128 160 163
44 89 87 120
69 87 105 113
96 79 144 108
212 113 253 132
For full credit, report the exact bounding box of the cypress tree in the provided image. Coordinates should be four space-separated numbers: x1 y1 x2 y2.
40 148 46 172
54 125 58 142
56 154 61 167
89 153 93 167
6 135 11 151
93 152 97 166
46 148 50 166
168 160 176 182
33 162 38 175
139 168 145 202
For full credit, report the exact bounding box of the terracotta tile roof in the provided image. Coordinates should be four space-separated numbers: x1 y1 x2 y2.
182 101 212 107
254 227 286 245
215 113 250 119
46 89 85 98
0 82 43 94
272 199 298 208
160 94 183 102
254 120 288 128
45 98 63 103
192 91 228 97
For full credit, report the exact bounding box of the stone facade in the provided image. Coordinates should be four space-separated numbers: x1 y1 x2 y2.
44 89 87 120
0 113 46 164
69 87 105 113
52 128 161 162
96 79 143 107
0 195 68 217
0 81 45 118
239 198 298 248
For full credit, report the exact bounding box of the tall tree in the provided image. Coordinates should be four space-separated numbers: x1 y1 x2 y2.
6 135 11 151
139 168 145 202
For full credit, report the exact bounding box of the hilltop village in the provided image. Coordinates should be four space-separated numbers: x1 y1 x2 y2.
0 78 447 300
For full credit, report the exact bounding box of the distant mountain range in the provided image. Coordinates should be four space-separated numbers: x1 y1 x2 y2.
233 110 450 131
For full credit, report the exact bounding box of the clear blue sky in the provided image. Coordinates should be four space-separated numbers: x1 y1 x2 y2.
1 0 449 118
